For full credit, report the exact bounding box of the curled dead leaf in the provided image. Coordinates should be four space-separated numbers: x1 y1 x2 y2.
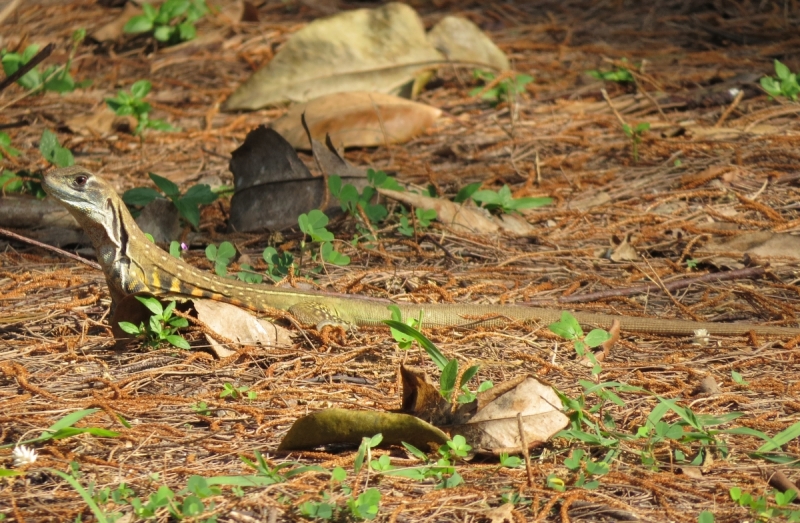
223 3 444 110
277 408 449 451
454 376 569 454
272 91 441 149
427 16 509 71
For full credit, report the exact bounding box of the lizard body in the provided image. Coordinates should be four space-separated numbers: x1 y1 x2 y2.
43 167 800 337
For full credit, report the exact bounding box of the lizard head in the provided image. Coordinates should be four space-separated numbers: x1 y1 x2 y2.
43 166 119 225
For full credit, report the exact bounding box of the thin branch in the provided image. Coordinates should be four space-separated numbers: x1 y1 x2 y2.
0 227 101 270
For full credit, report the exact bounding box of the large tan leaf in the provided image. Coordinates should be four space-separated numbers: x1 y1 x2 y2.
427 16 509 71
193 299 293 358
454 376 569 454
222 2 444 110
272 92 441 149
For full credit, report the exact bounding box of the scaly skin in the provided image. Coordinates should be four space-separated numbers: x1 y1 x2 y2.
43 166 800 336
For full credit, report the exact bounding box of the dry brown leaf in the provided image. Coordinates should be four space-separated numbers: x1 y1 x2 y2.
65 104 133 137
92 2 140 42
454 376 569 454
271 91 441 149
378 188 537 236
277 408 449 451
427 16 509 71
483 503 516 523
705 231 800 260
609 232 641 262
193 299 293 358
223 3 444 110
400 365 453 425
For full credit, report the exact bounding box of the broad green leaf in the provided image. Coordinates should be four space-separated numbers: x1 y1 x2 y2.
122 187 161 206
118 322 140 335
181 184 217 205
458 364 480 388
131 80 152 99
148 172 179 198
123 15 154 34
135 295 164 316
508 196 553 210
775 60 791 80
165 336 189 350
440 359 458 400
383 320 448 370
584 329 612 348
174 199 200 228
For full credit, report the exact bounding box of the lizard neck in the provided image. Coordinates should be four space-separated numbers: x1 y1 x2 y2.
70 192 149 306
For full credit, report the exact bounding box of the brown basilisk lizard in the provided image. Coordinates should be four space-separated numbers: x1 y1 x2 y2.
42 166 800 337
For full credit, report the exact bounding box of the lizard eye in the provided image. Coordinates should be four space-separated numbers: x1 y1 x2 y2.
73 175 88 187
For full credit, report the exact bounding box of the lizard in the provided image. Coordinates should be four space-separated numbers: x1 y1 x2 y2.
42 166 800 337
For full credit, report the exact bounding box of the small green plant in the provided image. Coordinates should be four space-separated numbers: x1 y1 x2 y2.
40 129 75 168
731 370 748 386
0 132 20 161
398 207 437 237
118 296 190 350
761 60 800 102
328 169 403 245
122 172 217 228
106 80 178 135
205 241 236 277
192 401 211 416
261 246 295 282
698 511 715 523
0 408 118 450
219 382 256 401
622 122 650 163
471 184 552 215
387 305 422 350
686 258 699 270
347 488 381 520
1 30 90 94
453 182 482 203
298 209 350 269
498 453 522 468
470 70 533 104
124 0 210 45
588 65 634 83
730 487 800 522
6 128 73 201
236 264 263 284
548 311 611 375
562 448 610 490
384 316 492 404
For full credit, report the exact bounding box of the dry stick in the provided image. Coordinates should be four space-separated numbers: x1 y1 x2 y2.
527 266 767 305
517 412 534 488
600 88 627 127
714 89 745 127
0 43 55 93
0 227 102 270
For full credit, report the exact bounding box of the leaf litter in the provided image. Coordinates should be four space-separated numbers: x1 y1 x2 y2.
1 1 800 522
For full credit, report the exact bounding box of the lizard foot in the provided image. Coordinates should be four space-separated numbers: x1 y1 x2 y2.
289 302 356 331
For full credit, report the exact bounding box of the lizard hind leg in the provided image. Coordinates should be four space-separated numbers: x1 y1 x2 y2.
288 302 355 331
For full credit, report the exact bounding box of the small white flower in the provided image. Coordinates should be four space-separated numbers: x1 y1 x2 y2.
693 328 710 346
728 88 741 98
12 445 37 467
